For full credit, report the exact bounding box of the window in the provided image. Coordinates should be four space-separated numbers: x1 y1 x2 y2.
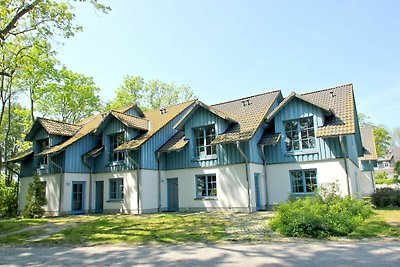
383 162 390 168
194 126 216 158
284 117 315 151
290 169 317 194
38 139 49 166
109 133 125 162
109 178 124 200
196 174 217 198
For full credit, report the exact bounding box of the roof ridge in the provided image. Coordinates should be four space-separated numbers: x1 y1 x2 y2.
111 110 150 121
301 84 353 96
144 99 197 113
210 90 281 107
37 117 80 127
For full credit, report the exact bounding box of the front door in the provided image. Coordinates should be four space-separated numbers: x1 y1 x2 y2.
95 181 104 213
167 178 179 211
71 182 85 214
254 173 262 211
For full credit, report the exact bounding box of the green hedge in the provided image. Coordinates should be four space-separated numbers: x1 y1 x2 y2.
371 188 400 207
269 184 373 238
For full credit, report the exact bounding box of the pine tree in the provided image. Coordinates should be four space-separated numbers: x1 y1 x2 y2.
23 174 47 218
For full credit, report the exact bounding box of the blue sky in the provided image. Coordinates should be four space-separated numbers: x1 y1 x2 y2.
57 0 400 129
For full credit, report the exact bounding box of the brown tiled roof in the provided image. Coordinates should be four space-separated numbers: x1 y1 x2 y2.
174 100 237 130
300 84 356 137
38 114 103 156
157 131 188 153
360 127 378 161
115 100 196 151
110 111 148 131
258 133 281 146
25 118 82 141
82 145 104 158
114 104 145 117
210 91 282 144
7 149 33 163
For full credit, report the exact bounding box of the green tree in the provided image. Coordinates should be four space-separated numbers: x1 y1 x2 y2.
358 112 374 128
36 65 103 124
107 75 195 111
395 161 400 177
23 174 47 218
391 127 400 147
374 126 392 158
0 175 18 218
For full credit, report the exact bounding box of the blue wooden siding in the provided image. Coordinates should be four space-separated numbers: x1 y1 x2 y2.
94 117 140 173
345 134 359 166
264 98 342 164
162 107 245 170
50 135 67 147
20 154 34 177
64 135 98 173
361 160 374 171
124 107 142 117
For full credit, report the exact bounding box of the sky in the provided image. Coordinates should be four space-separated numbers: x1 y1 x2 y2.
56 0 400 129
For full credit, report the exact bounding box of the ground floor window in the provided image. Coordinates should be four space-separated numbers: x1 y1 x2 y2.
109 178 124 200
196 174 217 198
290 169 317 194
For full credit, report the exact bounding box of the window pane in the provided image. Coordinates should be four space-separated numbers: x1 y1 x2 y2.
197 176 206 197
194 126 216 157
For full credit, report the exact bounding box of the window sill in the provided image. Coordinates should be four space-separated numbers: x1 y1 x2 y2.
107 199 124 203
194 197 218 200
192 155 217 161
285 150 318 156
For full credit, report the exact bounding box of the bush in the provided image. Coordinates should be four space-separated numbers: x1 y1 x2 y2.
269 183 373 238
375 172 399 184
371 188 400 207
0 175 18 218
23 174 47 218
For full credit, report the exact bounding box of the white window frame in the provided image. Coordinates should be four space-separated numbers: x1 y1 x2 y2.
109 178 124 200
194 125 216 158
290 169 318 194
284 117 316 152
195 174 217 199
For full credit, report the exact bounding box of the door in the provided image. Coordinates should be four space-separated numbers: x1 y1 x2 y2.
71 182 85 214
254 173 262 211
167 178 179 211
95 181 104 213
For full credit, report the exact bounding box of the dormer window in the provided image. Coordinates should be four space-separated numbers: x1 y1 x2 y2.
194 125 216 158
38 138 49 166
284 117 315 151
160 108 168 115
109 132 125 162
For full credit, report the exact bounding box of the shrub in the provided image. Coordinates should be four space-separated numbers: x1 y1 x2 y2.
269 183 373 238
0 175 18 218
23 174 47 218
371 188 400 207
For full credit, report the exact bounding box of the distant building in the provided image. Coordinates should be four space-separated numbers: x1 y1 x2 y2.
374 146 400 178
359 127 378 195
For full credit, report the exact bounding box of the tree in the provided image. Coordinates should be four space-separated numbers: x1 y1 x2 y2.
35 65 103 124
23 174 47 218
391 127 400 147
0 174 18 218
373 126 392 158
395 161 400 177
107 75 195 111
358 113 373 128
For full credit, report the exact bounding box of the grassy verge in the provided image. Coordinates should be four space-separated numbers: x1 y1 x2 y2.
351 208 400 238
0 218 48 234
41 213 229 245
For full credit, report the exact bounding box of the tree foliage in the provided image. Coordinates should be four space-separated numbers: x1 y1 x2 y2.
0 174 18 218
36 65 103 123
392 127 400 147
23 174 47 218
107 75 195 111
373 126 392 158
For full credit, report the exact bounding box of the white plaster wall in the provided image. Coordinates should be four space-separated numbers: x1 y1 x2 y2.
360 170 375 196
162 164 249 211
248 163 267 209
140 169 159 212
266 159 351 204
62 173 90 213
18 174 60 215
347 159 362 197
92 171 138 213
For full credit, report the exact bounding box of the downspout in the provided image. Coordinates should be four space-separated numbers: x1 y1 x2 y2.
236 141 252 213
82 155 93 213
339 136 351 196
156 151 161 212
126 152 141 214
259 144 269 210
48 156 63 215
370 161 376 192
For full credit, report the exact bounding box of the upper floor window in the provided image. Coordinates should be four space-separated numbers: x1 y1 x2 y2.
194 125 216 158
109 132 125 162
284 117 315 151
38 138 49 166
290 169 317 194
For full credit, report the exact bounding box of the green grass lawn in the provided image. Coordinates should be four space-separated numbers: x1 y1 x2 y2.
0 209 399 245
